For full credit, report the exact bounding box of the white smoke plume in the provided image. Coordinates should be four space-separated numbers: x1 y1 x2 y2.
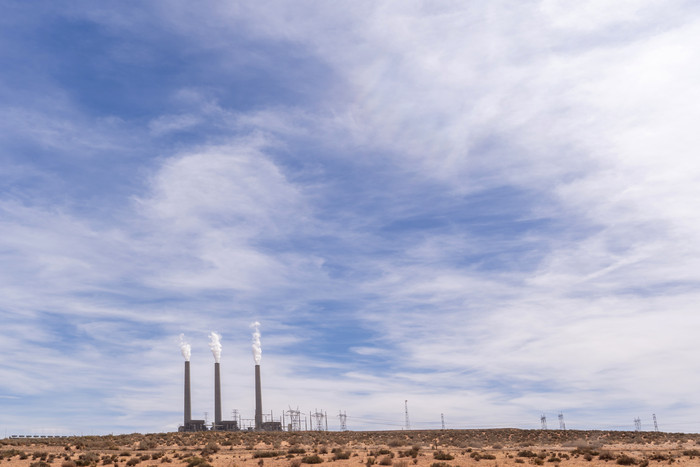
209 331 222 363
179 333 191 361
251 321 262 364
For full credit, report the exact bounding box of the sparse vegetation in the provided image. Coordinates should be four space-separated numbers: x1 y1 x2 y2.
184 457 212 467
431 451 453 461
253 451 284 459
3 429 700 467
616 454 638 465
332 450 351 460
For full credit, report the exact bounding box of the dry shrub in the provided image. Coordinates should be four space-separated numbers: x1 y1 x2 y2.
332 451 351 460
615 455 637 465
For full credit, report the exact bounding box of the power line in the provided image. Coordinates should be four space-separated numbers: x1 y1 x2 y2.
540 414 547 430
558 413 566 430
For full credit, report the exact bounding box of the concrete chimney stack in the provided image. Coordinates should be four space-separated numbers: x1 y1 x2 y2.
254 364 262 430
184 361 192 426
214 362 222 429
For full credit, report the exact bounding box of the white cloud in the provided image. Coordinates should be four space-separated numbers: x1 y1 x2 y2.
3 0 700 434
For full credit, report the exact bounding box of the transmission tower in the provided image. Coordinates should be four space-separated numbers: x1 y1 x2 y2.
441 413 445 430
286 407 302 431
404 400 411 430
653 414 659 432
558 413 566 430
634 417 642 431
338 411 348 431
311 409 326 431
540 414 547 430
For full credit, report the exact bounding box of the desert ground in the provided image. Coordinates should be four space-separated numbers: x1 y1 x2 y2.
2 429 700 467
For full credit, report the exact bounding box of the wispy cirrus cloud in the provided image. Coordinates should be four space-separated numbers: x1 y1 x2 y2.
1 0 700 435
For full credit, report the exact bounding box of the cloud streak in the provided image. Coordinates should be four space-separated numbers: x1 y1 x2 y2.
1 0 700 435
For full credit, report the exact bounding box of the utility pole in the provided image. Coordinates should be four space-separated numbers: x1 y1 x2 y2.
404 400 411 430
441 413 445 430
540 414 547 430
653 414 659 432
634 418 642 431
558 413 566 430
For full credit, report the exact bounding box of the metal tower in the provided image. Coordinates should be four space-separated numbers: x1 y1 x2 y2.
441 413 445 430
338 411 348 431
653 414 659 432
540 414 547 430
311 409 326 431
558 413 566 430
404 400 411 430
634 417 642 431
286 407 302 431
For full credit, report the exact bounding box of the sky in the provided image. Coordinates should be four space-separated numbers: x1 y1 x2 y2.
1 0 700 435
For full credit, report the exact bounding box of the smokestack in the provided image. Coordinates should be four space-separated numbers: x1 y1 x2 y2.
255 364 262 430
184 361 191 425
214 362 222 429
251 322 263 430
180 334 192 428
208 331 222 430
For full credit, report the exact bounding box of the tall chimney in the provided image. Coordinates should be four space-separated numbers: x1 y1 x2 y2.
214 362 222 429
184 361 192 426
255 364 262 430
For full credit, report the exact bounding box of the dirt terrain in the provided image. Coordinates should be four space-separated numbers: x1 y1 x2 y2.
2 429 700 467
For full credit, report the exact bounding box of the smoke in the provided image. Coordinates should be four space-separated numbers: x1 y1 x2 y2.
251 321 262 364
209 331 222 363
179 334 191 361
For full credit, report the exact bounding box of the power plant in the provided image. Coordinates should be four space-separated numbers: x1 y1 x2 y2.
178 327 280 432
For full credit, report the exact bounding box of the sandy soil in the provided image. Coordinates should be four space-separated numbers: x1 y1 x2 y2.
2 429 700 467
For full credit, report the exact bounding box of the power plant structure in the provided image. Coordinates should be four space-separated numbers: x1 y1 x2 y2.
178 330 280 432
255 364 262 429
179 360 207 432
254 363 282 431
213 361 239 431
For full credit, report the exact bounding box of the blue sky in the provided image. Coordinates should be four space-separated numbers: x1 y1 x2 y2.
2 0 700 435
